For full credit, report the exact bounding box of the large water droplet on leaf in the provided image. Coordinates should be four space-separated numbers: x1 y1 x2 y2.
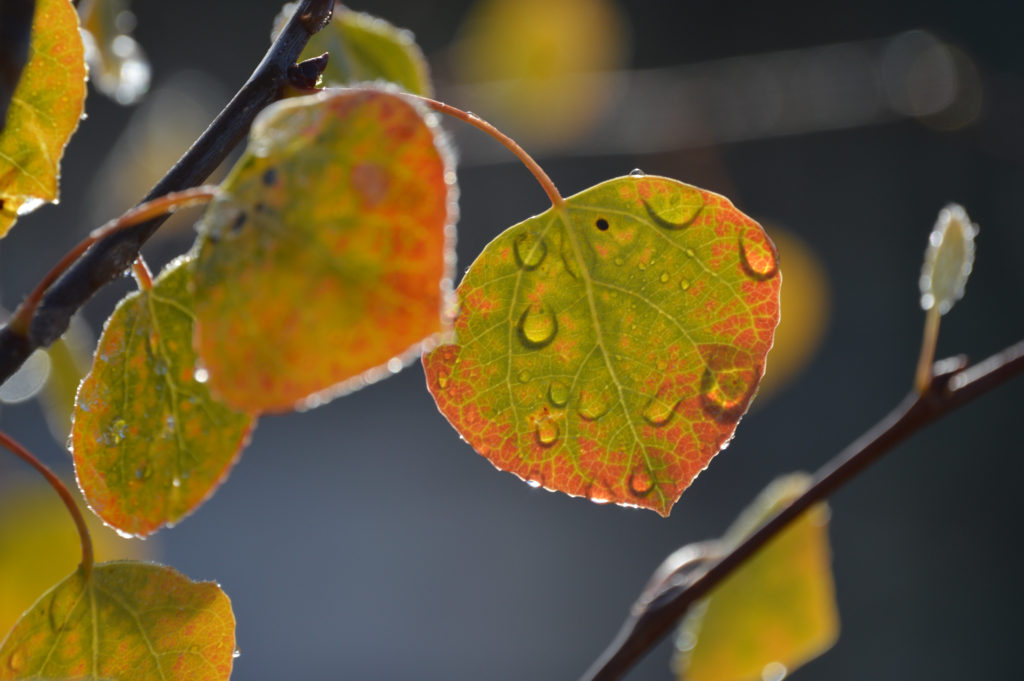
516 304 558 349
535 417 560 447
644 187 704 230
642 394 679 427
7 647 24 672
548 380 570 407
629 168 645 177
514 231 548 270
578 387 611 421
739 228 780 280
629 465 656 496
700 346 760 422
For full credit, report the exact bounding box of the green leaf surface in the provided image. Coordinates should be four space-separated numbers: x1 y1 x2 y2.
920 203 977 315
72 258 255 537
0 561 235 681
192 87 454 413
0 0 86 237
423 176 780 515
281 3 432 96
673 474 839 681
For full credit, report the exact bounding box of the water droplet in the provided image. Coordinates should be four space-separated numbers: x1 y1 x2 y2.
739 228 779 280
629 168 645 177
614 257 624 266
233 649 241 659
161 415 176 440
685 248 696 258
547 381 570 408
513 231 547 270
48 585 78 633
700 346 759 422
629 466 656 497
534 417 559 447
102 418 127 446
436 368 450 389
516 304 558 349
679 278 691 291
643 188 704 230
172 476 182 488
762 662 788 681
7 647 25 672
387 357 403 374
526 479 542 489
577 388 611 421
193 367 209 383
517 370 531 383
659 273 670 283
642 394 679 427
133 462 151 483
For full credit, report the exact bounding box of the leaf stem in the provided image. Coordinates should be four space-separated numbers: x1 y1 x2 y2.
7 187 218 335
915 307 941 393
0 0 334 384
409 95 565 208
131 256 154 291
0 430 94 578
579 339 1024 681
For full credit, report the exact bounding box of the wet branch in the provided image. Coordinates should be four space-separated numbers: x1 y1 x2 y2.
579 341 1024 681
0 0 334 383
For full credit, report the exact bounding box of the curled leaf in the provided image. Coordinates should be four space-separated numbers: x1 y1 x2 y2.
673 473 839 681
919 203 977 315
0 561 235 681
423 176 780 515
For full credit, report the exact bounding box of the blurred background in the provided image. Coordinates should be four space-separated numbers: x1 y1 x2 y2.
2 0 1023 679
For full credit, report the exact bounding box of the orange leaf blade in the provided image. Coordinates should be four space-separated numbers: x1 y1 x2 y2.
423 176 780 515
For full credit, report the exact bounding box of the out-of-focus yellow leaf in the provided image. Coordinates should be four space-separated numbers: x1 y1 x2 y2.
450 0 628 148
0 478 151 638
0 561 234 681
38 316 94 444
0 0 86 236
920 203 976 315
673 473 839 681
755 227 829 400
283 3 432 96
78 0 151 104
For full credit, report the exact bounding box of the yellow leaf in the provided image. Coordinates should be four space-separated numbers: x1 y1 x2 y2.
0 0 86 236
674 474 839 681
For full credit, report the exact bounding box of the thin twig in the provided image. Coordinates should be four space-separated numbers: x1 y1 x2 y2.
0 430 94 578
0 0 334 384
580 341 1024 681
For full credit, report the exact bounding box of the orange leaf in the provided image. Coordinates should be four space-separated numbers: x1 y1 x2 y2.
423 176 780 515
192 88 454 413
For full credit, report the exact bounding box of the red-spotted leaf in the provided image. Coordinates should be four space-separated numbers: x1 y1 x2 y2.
673 474 839 681
423 176 780 515
72 257 255 537
192 87 454 413
0 0 86 236
0 561 235 681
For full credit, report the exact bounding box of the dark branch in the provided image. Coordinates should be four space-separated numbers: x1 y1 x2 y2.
0 0 35 133
0 0 334 383
580 340 1024 681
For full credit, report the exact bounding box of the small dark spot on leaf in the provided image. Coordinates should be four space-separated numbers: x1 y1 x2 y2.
231 212 247 232
262 168 277 186
595 218 609 231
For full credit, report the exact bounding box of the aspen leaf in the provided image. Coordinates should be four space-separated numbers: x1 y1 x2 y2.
285 4 433 96
0 480 151 638
72 258 255 537
673 474 839 681
0 561 235 681
193 88 454 413
920 203 977 315
423 176 780 515
0 0 86 237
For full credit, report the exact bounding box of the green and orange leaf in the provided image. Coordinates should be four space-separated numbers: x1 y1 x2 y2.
72 258 254 537
423 177 780 515
0 0 86 237
192 87 454 413
286 4 433 96
673 474 839 681
0 561 235 681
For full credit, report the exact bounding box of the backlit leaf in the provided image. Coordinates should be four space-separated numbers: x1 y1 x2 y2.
423 176 780 515
920 203 977 315
38 316 95 444
673 474 839 681
284 3 433 96
193 87 454 413
0 478 151 638
72 257 255 537
0 0 86 237
0 561 235 681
